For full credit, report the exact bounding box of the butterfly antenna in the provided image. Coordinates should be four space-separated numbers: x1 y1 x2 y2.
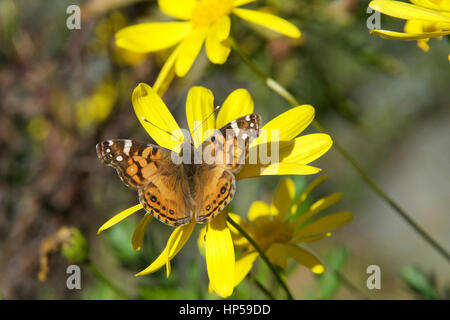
140 117 182 143
192 105 220 138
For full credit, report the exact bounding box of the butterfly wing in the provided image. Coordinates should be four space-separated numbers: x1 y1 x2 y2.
200 113 261 174
191 113 260 223
96 139 171 189
96 139 193 226
138 173 193 227
193 165 235 224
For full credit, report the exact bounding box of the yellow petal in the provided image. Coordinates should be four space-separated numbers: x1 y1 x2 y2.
132 83 184 152
175 27 208 77
272 178 296 220
284 244 325 274
409 0 450 11
197 225 207 251
294 212 353 238
293 192 344 228
158 0 197 20
236 163 322 180
131 213 153 251
153 45 181 96
186 86 215 148
237 134 331 180
97 204 143 234
277 133 333 165
227 213 251 248
254 105 315 147
291 175 328 214
216 89 254 129
404 20 431 51
205 211 235 298
291 233 331 243
405 20 425 34
266 243 288 268
234 251 259 287
206 16 231 64
234 0 257 7
208 282 215 293
369 0 450 22
233 8 301 38
228 213 251 231
115 22 192 53
247 200 272 222
135 221 195 276
370 28 450 40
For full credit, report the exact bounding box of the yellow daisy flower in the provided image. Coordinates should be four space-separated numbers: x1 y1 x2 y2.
369 0 450 58
115 0 301 94
213 175 353 289
97 83 332 298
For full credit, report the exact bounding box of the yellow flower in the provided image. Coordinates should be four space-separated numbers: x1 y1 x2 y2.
90 11 147 66
75 81 118 133
115 0 301 94
369 0 450 58
97 83 331 298
214 175 353 288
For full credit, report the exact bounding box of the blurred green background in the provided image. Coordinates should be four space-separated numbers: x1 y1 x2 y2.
0 0 449 300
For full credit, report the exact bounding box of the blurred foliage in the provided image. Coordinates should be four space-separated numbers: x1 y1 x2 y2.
305 247 349 299
401 266 450 300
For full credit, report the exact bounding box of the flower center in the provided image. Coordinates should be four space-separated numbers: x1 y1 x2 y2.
251 218 294 251
191 0 233 27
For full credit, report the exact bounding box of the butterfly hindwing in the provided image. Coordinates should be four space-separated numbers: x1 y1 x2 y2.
193 165 235 223
139 174 193 227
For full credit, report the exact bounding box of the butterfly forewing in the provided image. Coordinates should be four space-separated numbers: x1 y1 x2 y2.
96 139 193 226
200 113 261 174
96 139 170 189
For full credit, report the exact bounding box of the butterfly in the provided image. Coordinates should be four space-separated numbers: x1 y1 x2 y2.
96 114 261 227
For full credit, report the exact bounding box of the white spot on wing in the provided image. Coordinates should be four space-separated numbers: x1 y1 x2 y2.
123 140 132 155
116 155 123 161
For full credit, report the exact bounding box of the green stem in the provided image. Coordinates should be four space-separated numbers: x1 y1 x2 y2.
248 273 276 300
313 122 450 263
227 216 294 300
334 270 369 300
85 260 134 299
229 37 450 263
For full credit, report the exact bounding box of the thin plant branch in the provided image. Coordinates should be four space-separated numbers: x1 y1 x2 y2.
248 273 276 300
229 36 450 263
227 216 294 300
85 260 134 300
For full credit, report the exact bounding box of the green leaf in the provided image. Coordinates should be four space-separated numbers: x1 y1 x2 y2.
105 218 141 266
401 266 438 300
314 247 349 299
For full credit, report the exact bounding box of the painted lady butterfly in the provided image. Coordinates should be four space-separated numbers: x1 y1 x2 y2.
96 114 261 227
